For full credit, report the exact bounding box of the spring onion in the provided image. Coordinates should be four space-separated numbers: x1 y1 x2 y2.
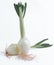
5 2 52 60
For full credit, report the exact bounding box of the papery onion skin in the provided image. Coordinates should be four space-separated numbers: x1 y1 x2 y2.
6 44 19 55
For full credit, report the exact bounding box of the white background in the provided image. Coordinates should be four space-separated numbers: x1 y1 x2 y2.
0 0 54 65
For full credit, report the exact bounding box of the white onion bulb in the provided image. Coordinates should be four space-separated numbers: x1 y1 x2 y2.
6 44 19 55
5 38 30 56
18 37 30 54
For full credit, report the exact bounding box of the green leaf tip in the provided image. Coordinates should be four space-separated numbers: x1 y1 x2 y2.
31 38 52 48
32 44 52 48
14 2 27 18
36 38 48 45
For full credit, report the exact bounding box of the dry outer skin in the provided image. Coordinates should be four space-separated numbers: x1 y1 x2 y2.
5 44 20 56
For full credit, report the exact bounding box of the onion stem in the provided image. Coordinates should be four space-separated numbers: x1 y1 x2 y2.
19 7 25 38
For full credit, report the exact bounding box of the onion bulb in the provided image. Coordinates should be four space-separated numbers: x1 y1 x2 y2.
5 38 30 56
18 37 30 54
5 44 19 56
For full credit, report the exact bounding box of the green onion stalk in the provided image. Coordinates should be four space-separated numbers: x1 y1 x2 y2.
14 3 30 54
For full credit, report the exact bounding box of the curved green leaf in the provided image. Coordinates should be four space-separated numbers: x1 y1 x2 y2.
31 38 52 48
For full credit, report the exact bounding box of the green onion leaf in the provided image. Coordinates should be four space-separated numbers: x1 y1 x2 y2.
14 2 27 18
36 38 48 45
31 38 52 48
31 43 52 48
23 3 27 18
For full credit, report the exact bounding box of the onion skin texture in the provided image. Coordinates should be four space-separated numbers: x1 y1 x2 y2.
5 44 19 56
18 37 30 54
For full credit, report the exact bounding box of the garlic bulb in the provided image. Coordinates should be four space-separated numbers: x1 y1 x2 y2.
5 37 30 56
18 37 30 54
6 44 19 55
